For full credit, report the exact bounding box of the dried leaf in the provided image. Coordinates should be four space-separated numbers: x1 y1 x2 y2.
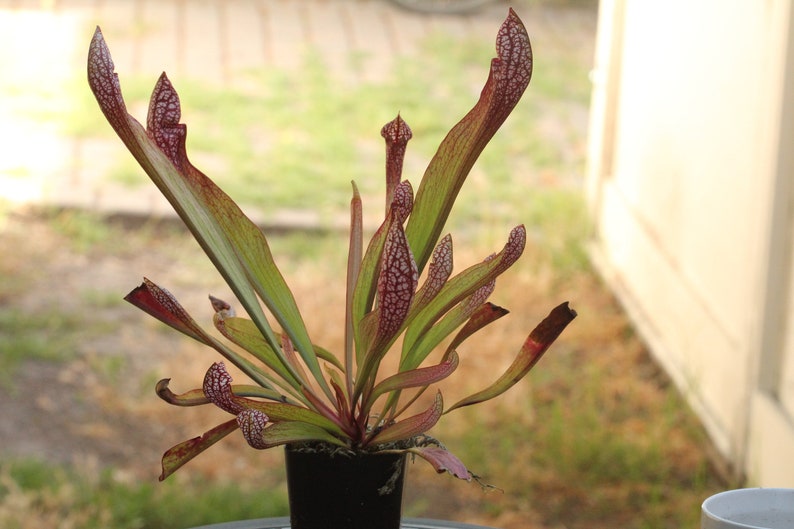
409 446 471 481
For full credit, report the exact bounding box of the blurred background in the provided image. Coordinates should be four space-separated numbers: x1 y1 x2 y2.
6 0 792 528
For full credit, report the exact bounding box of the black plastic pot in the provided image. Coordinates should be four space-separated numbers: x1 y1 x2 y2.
285 444 407 529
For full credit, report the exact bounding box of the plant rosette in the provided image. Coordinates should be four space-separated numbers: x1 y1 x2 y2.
87 8 576 487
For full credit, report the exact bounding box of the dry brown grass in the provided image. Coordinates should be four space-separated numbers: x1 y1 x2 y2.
0 208 729 528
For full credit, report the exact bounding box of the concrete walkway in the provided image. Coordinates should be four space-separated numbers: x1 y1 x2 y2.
0 0 592 221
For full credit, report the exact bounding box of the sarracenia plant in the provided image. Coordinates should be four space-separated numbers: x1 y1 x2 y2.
87 9 576 482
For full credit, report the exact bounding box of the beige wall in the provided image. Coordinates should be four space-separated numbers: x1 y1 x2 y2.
587 0 794 484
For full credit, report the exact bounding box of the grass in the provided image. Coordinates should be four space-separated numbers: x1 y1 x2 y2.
0 308 81 380
47 208 117 253
0 459 288 529
0 208 140 388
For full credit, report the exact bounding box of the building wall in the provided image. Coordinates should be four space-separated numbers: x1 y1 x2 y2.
586 0 794 484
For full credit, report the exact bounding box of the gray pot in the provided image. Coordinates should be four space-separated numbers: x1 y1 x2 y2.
190 518 498 529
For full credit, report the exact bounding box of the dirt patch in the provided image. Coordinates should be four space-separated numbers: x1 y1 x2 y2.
1 211 179 473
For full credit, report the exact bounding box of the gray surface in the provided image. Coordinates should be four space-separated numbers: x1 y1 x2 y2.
190 517 497 529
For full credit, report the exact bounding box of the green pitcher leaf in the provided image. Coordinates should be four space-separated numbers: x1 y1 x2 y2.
351 180 414 366
442 302 510 360
401 280 495 371
353 207 419 398
410 234 453 313
126 279 275 390
238 411 348 450
245 402 346 437
89 32 275 354
345 182 364 390
218 314 344 384
401 225 526 370
202 362 345 436
376 197 418 341
159 419 239 481
213 315 302 391
369 392 444 446
381 114 413 213
124 278 210 344
156 379 210 406
312 344 345 371
366 352 458 410
88 29 331 400
156 379 288 406
446 302 577 413
405 8 532 273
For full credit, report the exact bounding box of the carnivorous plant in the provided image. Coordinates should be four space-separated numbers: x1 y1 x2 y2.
87 8 576 482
